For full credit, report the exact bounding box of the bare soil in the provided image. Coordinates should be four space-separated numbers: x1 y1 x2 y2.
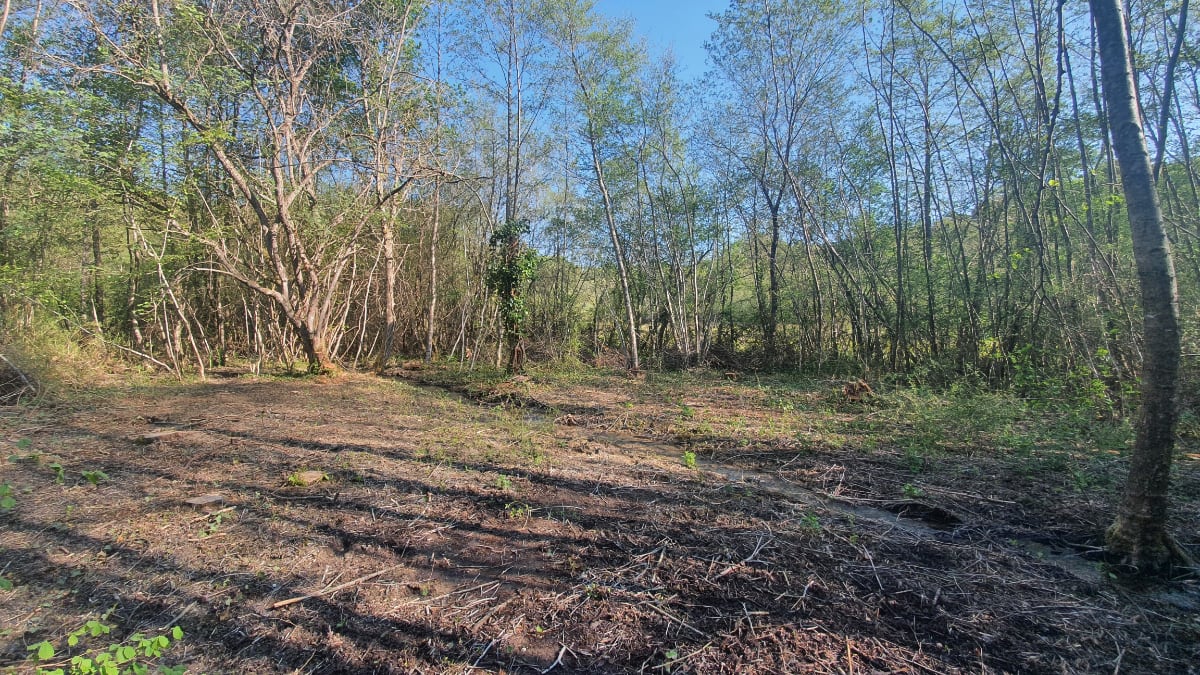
1 368 1197 674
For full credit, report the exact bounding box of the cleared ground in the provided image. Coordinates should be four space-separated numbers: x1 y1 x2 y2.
1 367 1197 673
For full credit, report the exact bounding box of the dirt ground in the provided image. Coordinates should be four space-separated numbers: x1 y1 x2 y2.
1 367 1197 674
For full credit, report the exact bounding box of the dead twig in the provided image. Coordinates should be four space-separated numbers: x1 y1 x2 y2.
639 601 707 638
271 564 402 609
652 642 712 671
541 643 568 673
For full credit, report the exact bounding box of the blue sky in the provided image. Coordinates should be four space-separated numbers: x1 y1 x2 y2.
596 0 729 78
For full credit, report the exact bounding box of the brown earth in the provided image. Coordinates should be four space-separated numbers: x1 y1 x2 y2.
0 368 1197 674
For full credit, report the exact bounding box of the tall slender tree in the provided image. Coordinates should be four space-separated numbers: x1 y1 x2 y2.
1090 0 1193 574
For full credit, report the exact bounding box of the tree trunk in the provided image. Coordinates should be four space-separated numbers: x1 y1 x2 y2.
587 131 639 371
375 217 397 373
1090 0 1193 575
298 321 334 374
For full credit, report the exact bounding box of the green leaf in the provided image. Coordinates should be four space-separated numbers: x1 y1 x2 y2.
31 641 55 660
170 626 184 640
68 634 79 647
0 575 12 590
118 645 137 662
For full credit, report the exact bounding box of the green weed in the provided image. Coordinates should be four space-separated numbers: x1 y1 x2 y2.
25 611 185 675
504 501 532 520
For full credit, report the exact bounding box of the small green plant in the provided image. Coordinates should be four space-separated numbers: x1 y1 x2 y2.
48 462 65 484
25 613 185 675
0 574 13 590
661 648 681 673
678 404 695 420
201 512 229 537
1 483 15 510
494 474 513 491
681 450 697 469
902 483 925 499
799 513 821 530
81 471 109 486
504 501 532 520
903 447 926 473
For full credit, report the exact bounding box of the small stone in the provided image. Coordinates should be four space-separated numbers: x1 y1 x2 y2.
184 494 225 507
133 430 185 445
290 470 327 487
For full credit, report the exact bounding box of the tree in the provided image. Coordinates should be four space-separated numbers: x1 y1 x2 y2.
70 0 430 373
486 219 537 372
451 0 556 367
1090 0 1193 574
543 0 644 370
706 0 850 367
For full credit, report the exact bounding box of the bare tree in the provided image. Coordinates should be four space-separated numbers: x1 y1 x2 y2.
71 0 428 373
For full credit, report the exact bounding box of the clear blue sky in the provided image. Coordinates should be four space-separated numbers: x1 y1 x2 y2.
596 0 729 78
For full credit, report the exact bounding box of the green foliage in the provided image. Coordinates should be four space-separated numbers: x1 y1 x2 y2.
494 474 514 491
486 220 539 343
681 450 697 469
25 613 185 675
81 470 109 486
201 512 231 538
0 482 15 510
504 501 532 520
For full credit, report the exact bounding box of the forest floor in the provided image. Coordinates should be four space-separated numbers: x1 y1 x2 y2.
0 365 1198 674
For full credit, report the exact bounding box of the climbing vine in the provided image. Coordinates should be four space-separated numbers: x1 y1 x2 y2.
486 220 539 371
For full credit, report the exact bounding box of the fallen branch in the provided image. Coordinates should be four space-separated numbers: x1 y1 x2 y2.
271 564 402 609
541 643 568 673
0 353 37 398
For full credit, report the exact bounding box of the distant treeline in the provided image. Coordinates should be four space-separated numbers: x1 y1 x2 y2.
0 0 1196 400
